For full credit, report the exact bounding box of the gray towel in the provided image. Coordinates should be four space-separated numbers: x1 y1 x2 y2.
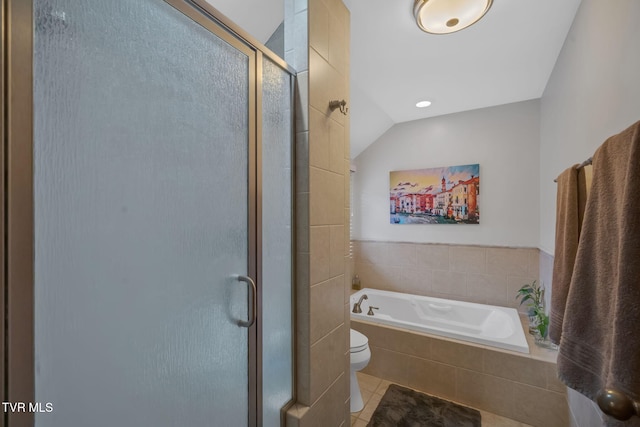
550 165 589 345
557 120 640 426
549 165 580 345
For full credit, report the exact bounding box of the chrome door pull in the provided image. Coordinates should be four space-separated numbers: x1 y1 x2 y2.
236 275 257 328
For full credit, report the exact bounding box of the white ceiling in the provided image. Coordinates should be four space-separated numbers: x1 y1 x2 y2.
206 0 583 159
344 0 583 158
205 0 283 43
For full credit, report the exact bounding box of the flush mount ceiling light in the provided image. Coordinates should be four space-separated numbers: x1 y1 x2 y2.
416 100 432 108
413 0 493 34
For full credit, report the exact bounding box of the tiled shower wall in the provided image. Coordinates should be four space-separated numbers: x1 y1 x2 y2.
287 0 351 425
352 240 540 312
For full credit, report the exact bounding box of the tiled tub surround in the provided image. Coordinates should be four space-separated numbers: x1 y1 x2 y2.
352 318 569 427
352 241 540 311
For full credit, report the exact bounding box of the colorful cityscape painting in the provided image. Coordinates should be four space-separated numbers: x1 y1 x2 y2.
390 164 480 224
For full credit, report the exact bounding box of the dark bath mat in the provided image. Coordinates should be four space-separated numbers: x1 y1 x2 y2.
367 384 481 427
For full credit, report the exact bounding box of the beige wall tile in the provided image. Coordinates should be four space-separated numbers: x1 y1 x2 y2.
416 244 450 270
326 65 347 126
297 310 311 405
375 325 431 358
354 263 390 289
330 225 345 277
398 268 432 296
309 49 346 124
432 270 467 296
342 399 350 427
310 277 344 343
310 167 344 225
456 369 515 420
344 208 350 247
483 350 548 388
301 373 348 427
387 242 418 267
546 363 566 393
431 339 484 371
451 245 487 274
297 0 349 424
310 324 347 403
297 252 310 309
362 346 410 386
343 302 350 349
487 248 530 276
511 383 569 427
528 249 540 278
374 267 406 293
297 193 310 252
296 132 309 191
329 119 344 174
466 273 508 307
408 357 456 401
308 0 329 60
344 162 350 208
356 241 388 265
344 261 352 303
309 48 329 115
285 402 308 427
328 7 347 75
350 321 379 345
310 226 331 284
309 107 329 169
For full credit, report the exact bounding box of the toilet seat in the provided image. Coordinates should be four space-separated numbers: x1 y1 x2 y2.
350 329 369 353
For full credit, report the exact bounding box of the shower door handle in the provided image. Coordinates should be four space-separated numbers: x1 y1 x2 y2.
236 275 257 328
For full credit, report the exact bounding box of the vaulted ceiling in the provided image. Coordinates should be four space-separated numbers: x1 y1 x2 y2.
207 0 583 158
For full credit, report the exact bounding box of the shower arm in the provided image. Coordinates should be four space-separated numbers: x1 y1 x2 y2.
329 99 348 115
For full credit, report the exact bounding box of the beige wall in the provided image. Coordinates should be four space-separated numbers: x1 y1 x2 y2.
287 0 351 425
353 241 539 312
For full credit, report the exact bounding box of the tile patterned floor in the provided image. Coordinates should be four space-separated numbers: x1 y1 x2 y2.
350 372 534 427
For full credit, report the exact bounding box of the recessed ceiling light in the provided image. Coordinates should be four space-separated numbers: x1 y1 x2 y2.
416 100 432 108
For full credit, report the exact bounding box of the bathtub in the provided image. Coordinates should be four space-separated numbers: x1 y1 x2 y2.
350 288 529 354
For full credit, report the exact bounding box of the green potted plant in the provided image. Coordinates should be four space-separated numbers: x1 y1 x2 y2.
515 281 555 348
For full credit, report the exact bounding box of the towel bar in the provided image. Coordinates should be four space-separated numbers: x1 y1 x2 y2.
597 389 640 421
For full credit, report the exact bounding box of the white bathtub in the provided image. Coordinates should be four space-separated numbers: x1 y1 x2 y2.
350 288 529 354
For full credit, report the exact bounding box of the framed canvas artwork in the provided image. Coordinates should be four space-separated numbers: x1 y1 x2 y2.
390 164 480 224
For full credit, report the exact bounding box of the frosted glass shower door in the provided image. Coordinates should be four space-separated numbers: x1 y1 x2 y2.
261 57 293 426
34 1 254 426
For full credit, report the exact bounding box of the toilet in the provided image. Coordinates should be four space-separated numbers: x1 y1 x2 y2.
350 329 371 412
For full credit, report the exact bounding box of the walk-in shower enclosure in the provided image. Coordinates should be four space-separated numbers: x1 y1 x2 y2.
9 0 297 425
